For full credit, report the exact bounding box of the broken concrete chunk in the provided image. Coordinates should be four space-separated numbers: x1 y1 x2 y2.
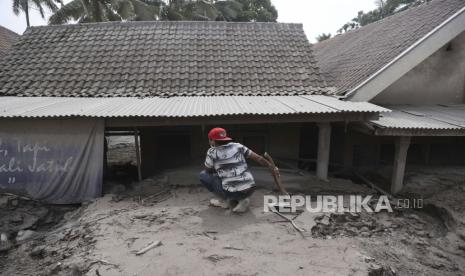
368 263 397 276
319 215 331 226
16 230 37 242
9 198 19 207
0 240 13 253
30 245 47 259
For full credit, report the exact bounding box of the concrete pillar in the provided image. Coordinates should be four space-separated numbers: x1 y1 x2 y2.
134 129 142 182
391 136 411 194
317 122 331 181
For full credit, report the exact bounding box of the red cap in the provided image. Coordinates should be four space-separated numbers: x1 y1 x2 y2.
208 127 232 141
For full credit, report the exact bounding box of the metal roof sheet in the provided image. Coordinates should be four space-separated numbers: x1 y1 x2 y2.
0 96 388 118
370 104 465 130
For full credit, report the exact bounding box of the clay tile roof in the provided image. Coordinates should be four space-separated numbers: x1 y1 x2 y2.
0 25 19 59
313 0 465 96
0 21 328 98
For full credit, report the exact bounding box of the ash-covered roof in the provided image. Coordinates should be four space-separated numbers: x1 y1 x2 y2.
0 25 19 58
0 95 387 118
369 104 465 135
0 21 328 98
313 0 465 96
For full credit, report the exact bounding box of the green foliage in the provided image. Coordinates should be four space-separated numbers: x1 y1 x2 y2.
316 33 331 42
232 0 277 22
338 0 430 33
48 0 278 24
49 0 160 24
12 0 62 26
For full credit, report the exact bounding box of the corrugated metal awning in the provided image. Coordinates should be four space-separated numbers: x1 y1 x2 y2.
368 104 465 136
0 96 387 118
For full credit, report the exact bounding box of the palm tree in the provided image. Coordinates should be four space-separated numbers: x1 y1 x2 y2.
13 0 63 27
49 0 277 24
49 0 162 24
159 0 276 22
160 0 225 21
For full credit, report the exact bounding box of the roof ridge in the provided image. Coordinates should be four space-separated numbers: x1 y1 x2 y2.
29 20 303 31
317 0 462 46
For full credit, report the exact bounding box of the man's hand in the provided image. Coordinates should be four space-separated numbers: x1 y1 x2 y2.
271 166 280 178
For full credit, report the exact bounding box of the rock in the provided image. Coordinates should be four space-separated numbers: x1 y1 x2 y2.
348 212 360 218
68 264 83 276
319 215 331 226
406 213 420 220
9 198 19 207
30 245 47 259
0 196 8 206
16 230 37 242
9 213 24 223
368 263 397 276
0 240 13 253
361 231 371 238
81 200 92 207
363 255 375 263
111 194 125 202
47 262 63 275
0 233 7 242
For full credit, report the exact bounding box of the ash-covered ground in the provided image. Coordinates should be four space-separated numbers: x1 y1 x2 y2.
1 140 464 276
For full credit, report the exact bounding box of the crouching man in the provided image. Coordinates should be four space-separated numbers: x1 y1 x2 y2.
199 127 279 213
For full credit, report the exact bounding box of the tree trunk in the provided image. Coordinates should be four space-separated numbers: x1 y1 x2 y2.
25 1 30 27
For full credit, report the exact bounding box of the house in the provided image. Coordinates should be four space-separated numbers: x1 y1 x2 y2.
0 21 385 203
314 0 465 193
0 25 19 59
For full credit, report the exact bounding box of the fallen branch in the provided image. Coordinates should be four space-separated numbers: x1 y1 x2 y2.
223 245 244 251
95 259 119 268
353 171 408 209
135 240 162 256
271 210 305 237
85 258 120 270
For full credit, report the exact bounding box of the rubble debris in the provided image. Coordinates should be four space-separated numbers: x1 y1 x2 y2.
87 258 120 268
1 166 465 275
0 238 13 253
29 245 47 259
205 254 234 263
368 263 396 276
16 230 37 242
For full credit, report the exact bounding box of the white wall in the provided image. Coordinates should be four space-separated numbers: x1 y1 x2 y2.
373 31 465 105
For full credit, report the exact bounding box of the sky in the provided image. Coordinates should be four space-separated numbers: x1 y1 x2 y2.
0 0 377 42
